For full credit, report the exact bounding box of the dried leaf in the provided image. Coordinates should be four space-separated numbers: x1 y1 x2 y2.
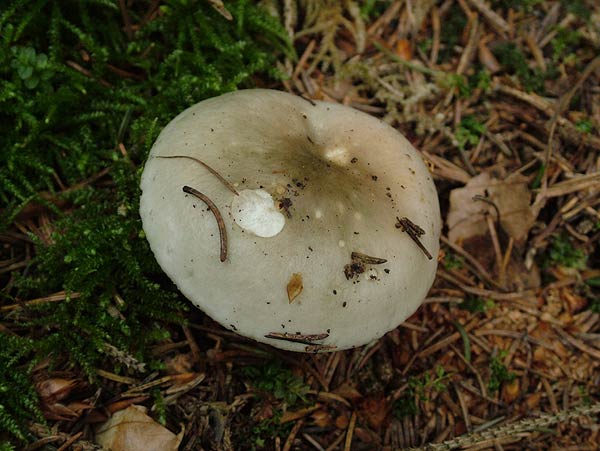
447 172 536 245
287 273 303 304
311 409 332 428
395 39 412 60
95 405 183 451
36 378 78 404
501 378 520 403
333 382 363 401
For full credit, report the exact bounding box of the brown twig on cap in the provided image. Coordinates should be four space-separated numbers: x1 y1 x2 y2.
265 332 329 345
157 155 239 195
182 185 228 262
350 252 387 265
396 217 433 260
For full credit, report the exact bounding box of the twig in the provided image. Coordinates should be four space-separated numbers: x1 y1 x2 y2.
264 332 329 345
402 402 600 451
396 217 433 260
350 252 387 264
282 419 304 451
466 0 510 35
344 411 357 451
553 326 600 360
157 155 238 195
55 432 83 451
117 0 133 39
182 186 228 262
1 291 81 312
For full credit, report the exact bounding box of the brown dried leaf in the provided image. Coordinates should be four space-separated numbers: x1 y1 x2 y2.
447 172 536 245
311 409 332 428
287 273 303 304
501 378 520 403
395 39 412 60
333 382 363 401
36 378 78 404
95 405 183 451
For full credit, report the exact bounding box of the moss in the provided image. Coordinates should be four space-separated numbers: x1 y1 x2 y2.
1 0 290 445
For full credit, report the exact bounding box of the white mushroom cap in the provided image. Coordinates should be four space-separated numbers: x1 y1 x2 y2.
140 89 440 352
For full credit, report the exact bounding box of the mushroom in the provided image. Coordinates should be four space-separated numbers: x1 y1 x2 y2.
140 89 440 352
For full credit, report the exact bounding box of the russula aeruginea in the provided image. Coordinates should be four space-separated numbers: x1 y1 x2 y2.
140 89 440 352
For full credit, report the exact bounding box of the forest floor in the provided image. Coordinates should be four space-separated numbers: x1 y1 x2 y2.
2 1 600 450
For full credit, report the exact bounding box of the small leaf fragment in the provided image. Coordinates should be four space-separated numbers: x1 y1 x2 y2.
287 273 303 304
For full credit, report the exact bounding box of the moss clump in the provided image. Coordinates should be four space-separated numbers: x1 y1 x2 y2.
1 0 290 446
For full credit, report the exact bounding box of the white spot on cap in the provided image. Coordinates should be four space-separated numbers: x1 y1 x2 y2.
231 189 285 238
315 209 323 219
324 147 350 166
338 240 345 247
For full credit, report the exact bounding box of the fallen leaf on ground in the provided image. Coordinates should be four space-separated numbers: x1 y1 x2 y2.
36 378 79 404
447 172 535 245
95 405 183 451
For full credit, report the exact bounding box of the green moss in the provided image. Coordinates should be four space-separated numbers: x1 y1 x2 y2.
242 360 310 407
545 234 587 269
493 42 546 92
0 335 44 444
1 0 291 445
488 351 516 393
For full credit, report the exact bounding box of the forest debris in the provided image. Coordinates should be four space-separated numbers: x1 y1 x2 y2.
396 217 433 260
95 405 183 451
447 172 535 246
287 273 303 303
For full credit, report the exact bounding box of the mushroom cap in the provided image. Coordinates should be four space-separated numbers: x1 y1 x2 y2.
140 89 440 352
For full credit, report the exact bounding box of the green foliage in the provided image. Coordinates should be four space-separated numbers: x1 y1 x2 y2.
10 46 53 89
0 0 290 225
575 119 594 134
469 68 492 92
243 360 310 407
550 27 582 64
561 0 591 20
455 115 486 150
438 4 467 63
460 296 495 313
1 0 291 444
493 42 545 92
0 335 44 443
15 163 186 376
244 410 293 451
360 0 390 20
443 251 464 270
488 351 516 393
392 394 418 419
546 234 587 269
393 366 450 419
